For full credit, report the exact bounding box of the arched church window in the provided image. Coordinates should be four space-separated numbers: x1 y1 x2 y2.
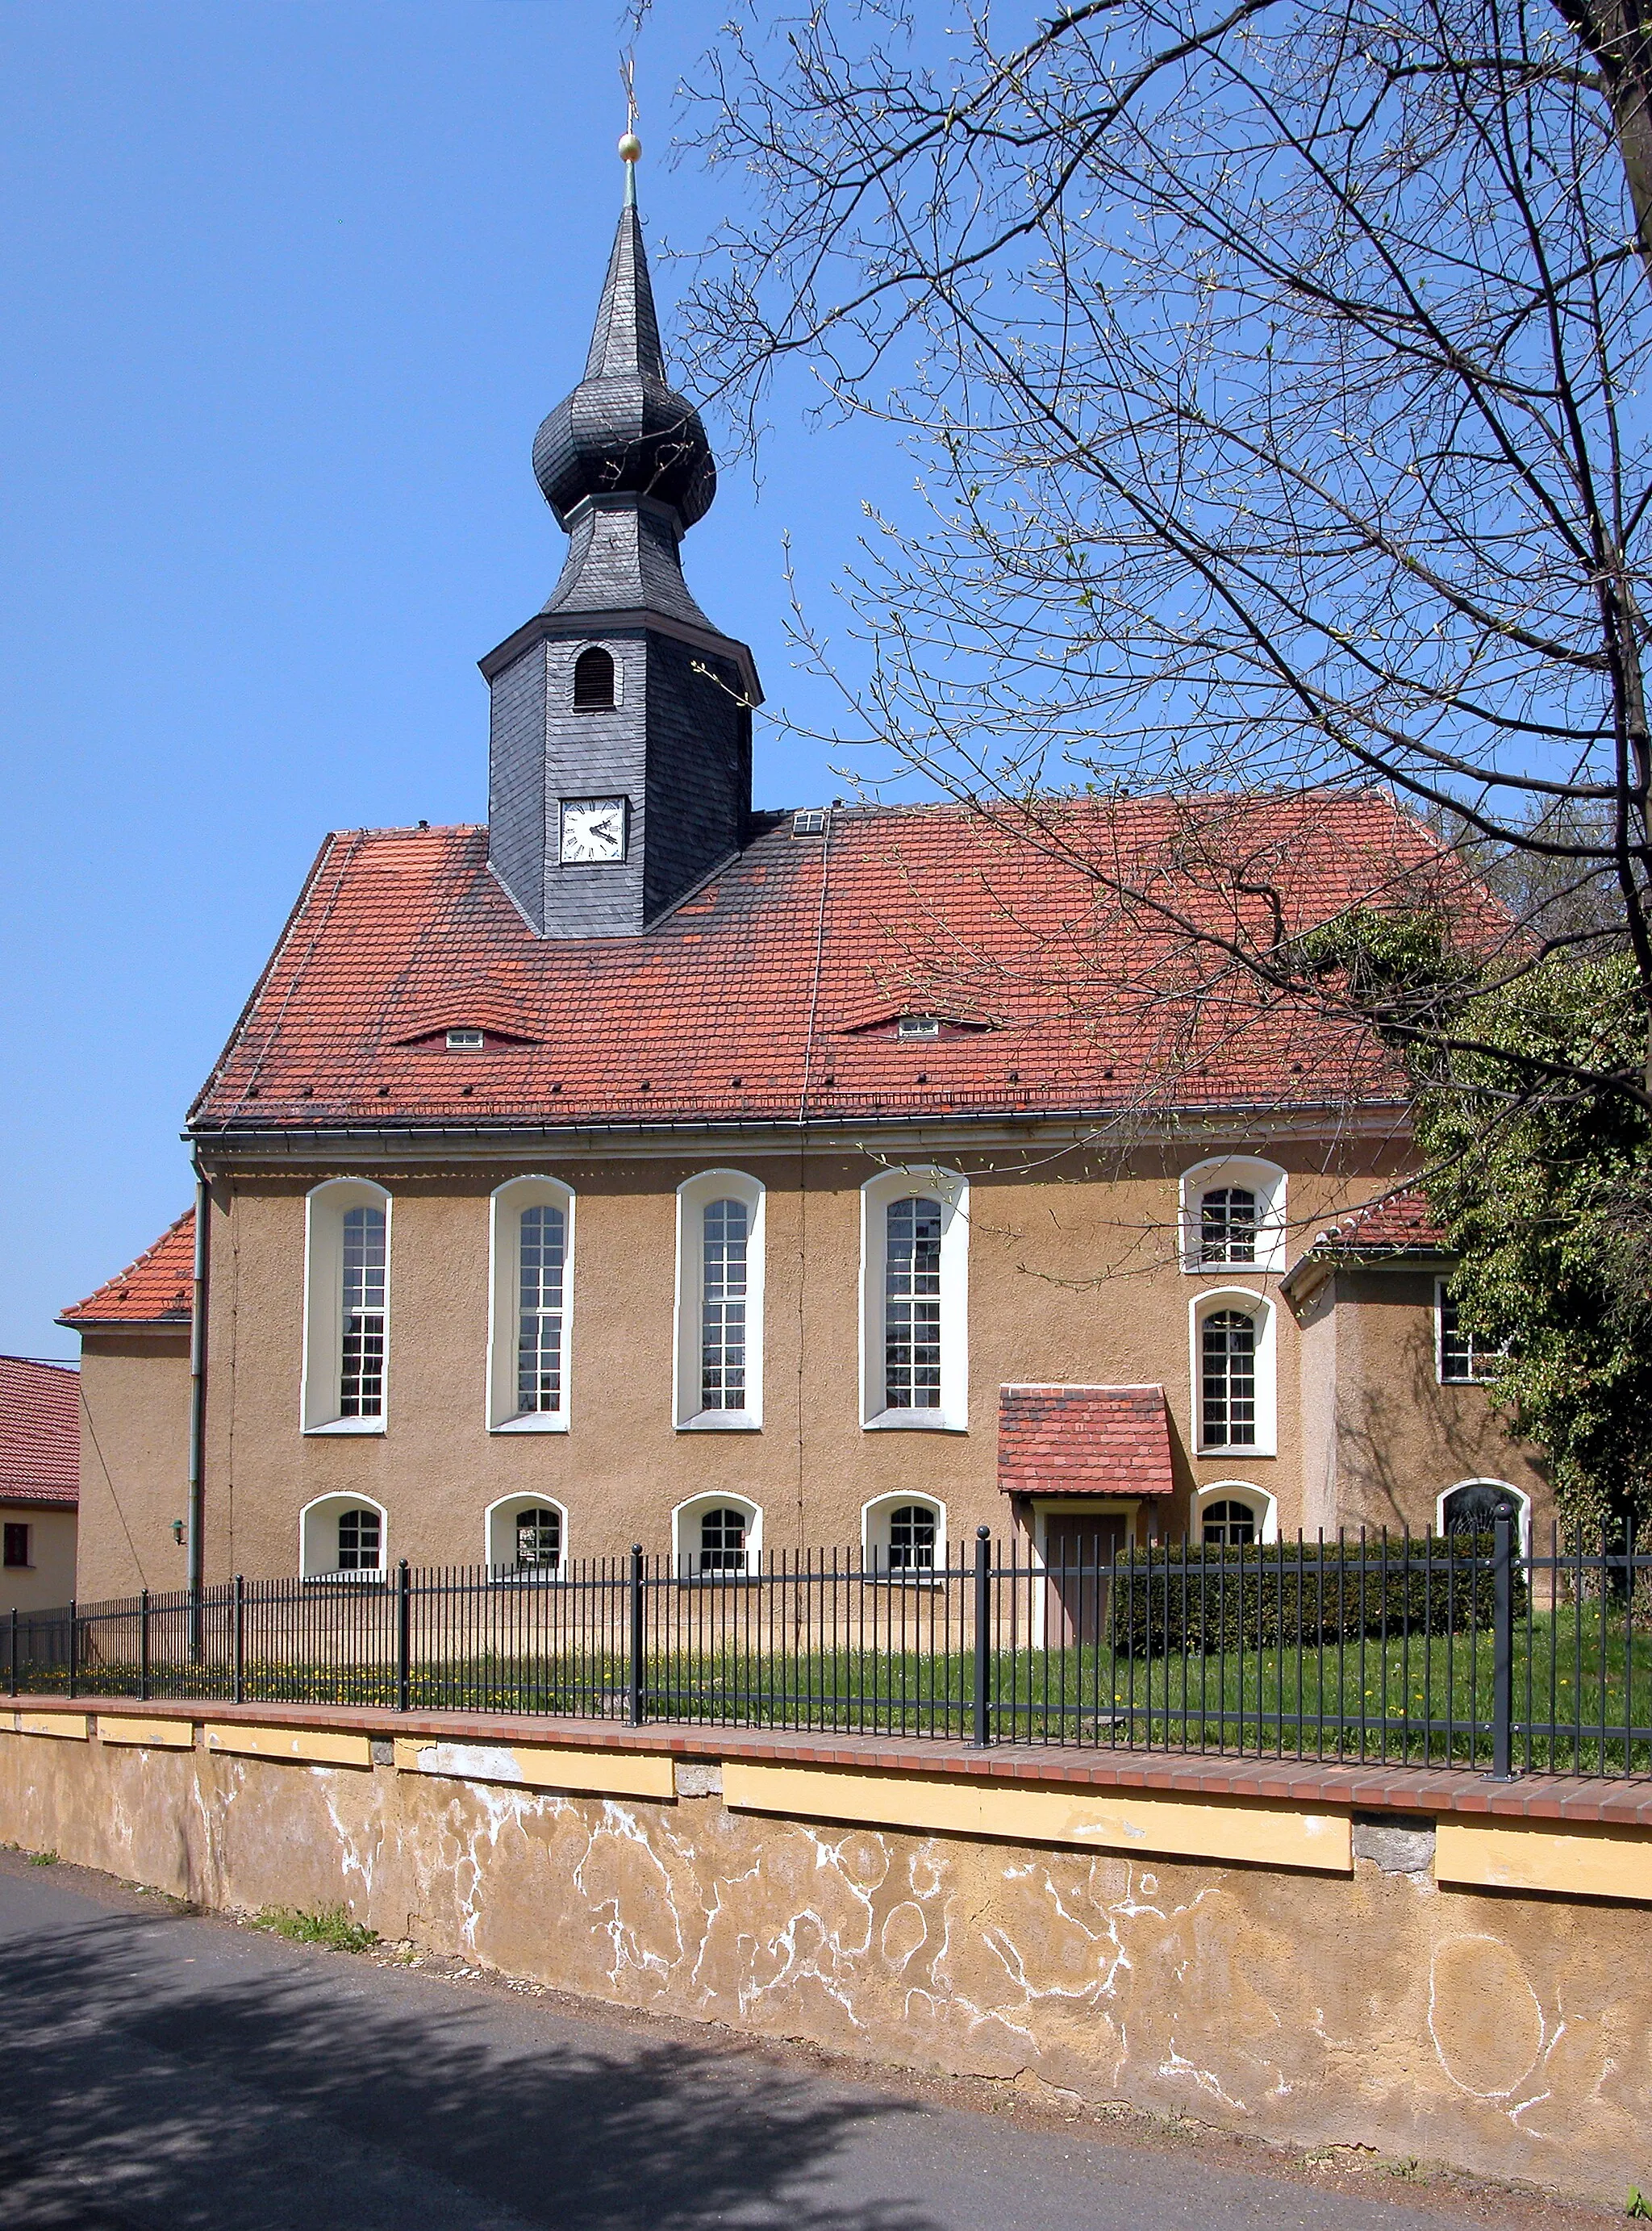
1200 1310 1257 1446
1201 1498 1258 1547
573 645 615 709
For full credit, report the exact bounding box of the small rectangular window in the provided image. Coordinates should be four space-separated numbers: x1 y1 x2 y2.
791 808 828 836
896 1015 941 1040
1438 1286 1493 1382
447 1028 484 1049
2 1524 29 1570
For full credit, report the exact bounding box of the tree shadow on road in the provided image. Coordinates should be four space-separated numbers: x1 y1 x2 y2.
0 1903 939 2231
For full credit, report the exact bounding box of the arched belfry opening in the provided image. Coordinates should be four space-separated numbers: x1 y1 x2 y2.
573 646 615 710
481 141 762 938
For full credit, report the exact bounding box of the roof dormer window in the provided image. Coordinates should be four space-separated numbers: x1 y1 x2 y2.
897 1015 941 1040
791 808 828 836
447 1028 484 1050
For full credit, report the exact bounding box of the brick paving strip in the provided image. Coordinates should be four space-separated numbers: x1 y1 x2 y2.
11 1691 1650 1827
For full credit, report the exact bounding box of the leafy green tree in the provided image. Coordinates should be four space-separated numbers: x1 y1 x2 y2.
1308 911 1652 1527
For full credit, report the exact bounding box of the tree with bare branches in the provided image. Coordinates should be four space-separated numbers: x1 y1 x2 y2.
679 0 1652 1099
674 0 1652 1516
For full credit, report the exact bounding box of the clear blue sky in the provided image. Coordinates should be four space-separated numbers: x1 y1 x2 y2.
0 2 899 1359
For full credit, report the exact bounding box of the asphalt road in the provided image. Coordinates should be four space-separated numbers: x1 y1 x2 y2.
0 1856 1587 2231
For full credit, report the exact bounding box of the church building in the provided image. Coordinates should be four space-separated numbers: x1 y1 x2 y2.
60 156 1547 1602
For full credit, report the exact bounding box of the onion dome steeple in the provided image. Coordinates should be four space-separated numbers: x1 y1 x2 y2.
529 146 717 628
481 131 761 943
531 199 716 533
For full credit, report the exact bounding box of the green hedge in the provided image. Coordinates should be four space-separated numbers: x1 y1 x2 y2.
1104 1536 1527 1658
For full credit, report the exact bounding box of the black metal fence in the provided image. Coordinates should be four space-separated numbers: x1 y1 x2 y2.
7 1517 1650 1779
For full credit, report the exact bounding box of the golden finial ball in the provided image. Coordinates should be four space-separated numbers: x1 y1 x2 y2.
618 130 642 164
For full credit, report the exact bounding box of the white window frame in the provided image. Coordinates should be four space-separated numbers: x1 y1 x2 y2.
1435 1278 1500 1385
674 1170 765 1430
859 1166 969 1431
1190 1287 1278 1456
302 1178 392 1435
484 1494 570 1577
1193 1480 1279 1546
1436 1478 1531 1556
486 1178 575 1432
299 1492 388 1582
861 1492 947 1578
671 1494 763 1578
1179 1156 1287 1273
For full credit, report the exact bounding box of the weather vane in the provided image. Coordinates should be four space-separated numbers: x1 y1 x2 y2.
619 50 641 203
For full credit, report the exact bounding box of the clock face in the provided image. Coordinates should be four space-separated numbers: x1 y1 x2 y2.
560 797 628 865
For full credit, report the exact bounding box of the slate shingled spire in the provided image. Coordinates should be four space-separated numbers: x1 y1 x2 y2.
532 203 715 534
482 152 761 940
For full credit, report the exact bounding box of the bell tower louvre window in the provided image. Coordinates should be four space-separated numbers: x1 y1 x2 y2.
573 646 615 709
482 143 763 939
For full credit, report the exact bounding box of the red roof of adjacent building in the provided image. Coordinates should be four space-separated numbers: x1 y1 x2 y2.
59 1210 195 1328
0 1356 79 1508
1298 1187 1447 1261
998 1384 1176 1497
185 794 1482 1136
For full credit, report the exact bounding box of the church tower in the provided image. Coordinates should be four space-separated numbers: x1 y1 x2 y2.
481 143 761 938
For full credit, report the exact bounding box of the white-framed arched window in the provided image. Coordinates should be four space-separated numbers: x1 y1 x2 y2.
674 1170 765 1429
487 1178 575 1432
1179 1157 1287 1273
302 1179 392 1433
672 1493 762 1578
1437 1478 1530 1554
299 1492 388 1581
860 1166 969 1430
862 1493 946 1576
485 1493 569 1575
1190 1289 1278 1455
1194 1480 1278 1546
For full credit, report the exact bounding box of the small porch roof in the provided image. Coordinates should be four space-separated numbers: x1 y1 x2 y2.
997 1384 1175 1499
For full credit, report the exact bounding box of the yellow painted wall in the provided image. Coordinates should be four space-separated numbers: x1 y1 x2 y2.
0 1713 1644 2208
0 1504 77 1614
74 1332 190 1602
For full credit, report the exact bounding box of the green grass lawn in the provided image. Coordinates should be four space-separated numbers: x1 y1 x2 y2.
34 1607 1651 1775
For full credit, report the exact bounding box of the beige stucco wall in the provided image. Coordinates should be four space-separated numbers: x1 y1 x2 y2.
69 1142 1550 1592
0 1718 1645 2207
1313 1267 1550 1538
192 1142 1456 1579
0 1506 77 1613
75 1332 191 1602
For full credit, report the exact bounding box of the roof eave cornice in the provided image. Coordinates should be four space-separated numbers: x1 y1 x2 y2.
478 606 762 706
56 1316 192 1337
187 1099 1411 1173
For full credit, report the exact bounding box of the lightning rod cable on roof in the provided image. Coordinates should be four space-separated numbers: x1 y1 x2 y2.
796 808 833 1123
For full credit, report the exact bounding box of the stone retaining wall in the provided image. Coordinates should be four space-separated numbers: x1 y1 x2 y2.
2 1699 1647 2207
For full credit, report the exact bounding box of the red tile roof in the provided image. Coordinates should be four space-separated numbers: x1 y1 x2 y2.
0 1357 79 1507
1299 1188 1447 1261
186 794 1483 1135
60 1210 195 1328
999 1384 1176 1497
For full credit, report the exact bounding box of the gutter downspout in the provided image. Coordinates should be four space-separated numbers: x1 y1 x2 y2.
187 1155 210 1612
